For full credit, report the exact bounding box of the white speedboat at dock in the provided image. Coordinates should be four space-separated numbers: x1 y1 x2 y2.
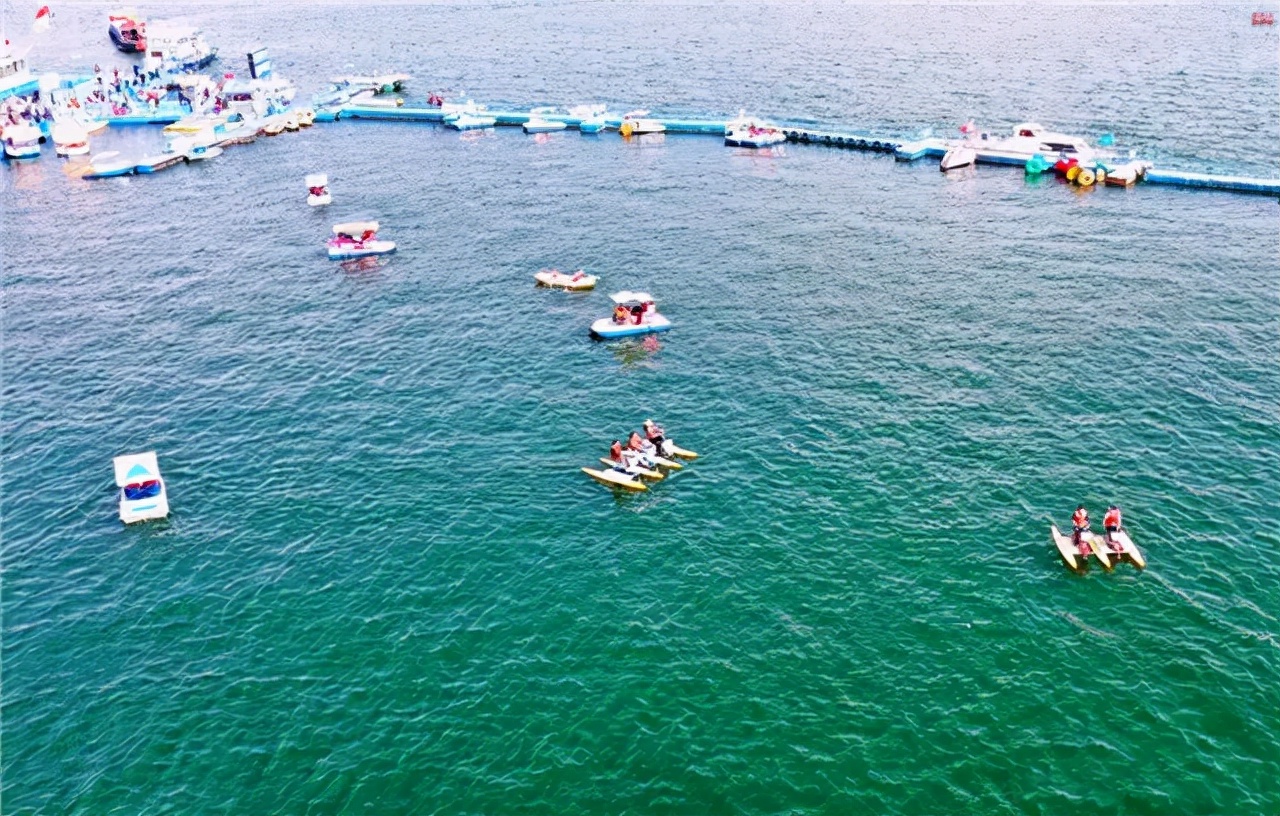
725 110 786 147
956 122 1097 167
620 110 666 136
524 111 567 133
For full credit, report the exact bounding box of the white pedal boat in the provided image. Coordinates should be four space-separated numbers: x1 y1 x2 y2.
306 173 332 206
534 269 597 290
114 451 170 523
328 221 396 259
597 458 663 480
52 121 91 156
2 123 42 159
590 290 673 339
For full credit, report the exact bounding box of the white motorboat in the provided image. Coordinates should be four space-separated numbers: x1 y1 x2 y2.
957 122 1097 167
114 451 170 523
328 221 396 259
524 113 567 134
86 150 135 177
185 143 222 161
306 173 332 206
142 21 218 73
939 146 976 171
445 112 496 130
52 121 91 157
2 123 42 159
590 291 673 339
620 110 665 136
349 89 403 108
724 110 786 147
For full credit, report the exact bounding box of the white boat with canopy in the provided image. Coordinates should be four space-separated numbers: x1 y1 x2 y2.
328 221 396 259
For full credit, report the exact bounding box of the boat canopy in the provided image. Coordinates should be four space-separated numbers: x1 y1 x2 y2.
113 451 161 487
305 173 328 187
609 290 655 305
1013 122 1046 137
332 221 378 236
622 109 650 119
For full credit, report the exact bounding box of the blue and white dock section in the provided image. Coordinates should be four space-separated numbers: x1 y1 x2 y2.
66 94 1280 197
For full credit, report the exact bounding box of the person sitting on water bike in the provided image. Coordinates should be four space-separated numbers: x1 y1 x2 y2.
643 419 671 457
627 432 658 468
1103 505 1123 551
1072 504 1091 554
612 304 630 324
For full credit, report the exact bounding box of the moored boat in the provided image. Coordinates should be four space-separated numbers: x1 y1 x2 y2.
620 110 666 137
328 221 396 259
445 112 496 130
725 110 786 148
86 150 135 177
940 146 976 171
185 143 222 161
590 291 673 339
52 121 91 156
524 114 567 134
2 123 42 159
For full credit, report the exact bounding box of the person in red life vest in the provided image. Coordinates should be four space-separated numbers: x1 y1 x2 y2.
1102 505 1123 550
630 304 644 325
609 440 623 462
1072 504 1091 553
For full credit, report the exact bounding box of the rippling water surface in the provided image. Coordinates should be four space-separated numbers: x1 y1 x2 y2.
3 3 1279 814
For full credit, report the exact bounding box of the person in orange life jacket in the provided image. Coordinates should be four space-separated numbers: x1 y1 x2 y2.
1103 505 1123 549
627 432 657 467
1072 504 1091 553
609 440 623 462
612 304 629 324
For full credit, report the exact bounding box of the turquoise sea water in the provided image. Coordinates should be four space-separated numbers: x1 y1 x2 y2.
3 3 1279 813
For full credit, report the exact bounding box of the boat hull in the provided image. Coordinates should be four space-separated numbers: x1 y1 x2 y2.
590 314 672 338
307 193 332 206
524 121 567 133
582 467 646 492
598 458 663 480
940 147 976 171
1106 529 1146 568
328 240 397 259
